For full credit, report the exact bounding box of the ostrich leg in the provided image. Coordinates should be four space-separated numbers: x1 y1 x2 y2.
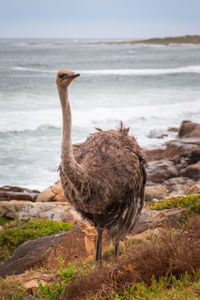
96 225 102 262
114 241 119 258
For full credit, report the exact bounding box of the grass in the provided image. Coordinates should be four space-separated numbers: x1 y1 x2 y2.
0 218 72 263
0 277 26 300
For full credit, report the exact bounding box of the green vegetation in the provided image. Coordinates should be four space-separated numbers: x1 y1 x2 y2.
35 265 200 300
1 215 200 299
0 278 26 300
2 195 200 299
35 258 96 300
36 259 76 299
62 215 200 299
0 218 72 263
147 194 200 214
108 271 200 299
0 216 12 226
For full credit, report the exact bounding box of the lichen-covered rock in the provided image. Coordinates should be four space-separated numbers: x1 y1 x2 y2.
145 185 168 202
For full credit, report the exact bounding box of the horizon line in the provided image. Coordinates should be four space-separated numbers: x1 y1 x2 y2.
0 34 200 40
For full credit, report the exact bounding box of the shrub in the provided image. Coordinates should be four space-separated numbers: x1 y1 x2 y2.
36 259 77 299
0 218 72 263
146 194 200 214
110 269 200 300
0 216 12 226
64 216 200 299
0 278 26 300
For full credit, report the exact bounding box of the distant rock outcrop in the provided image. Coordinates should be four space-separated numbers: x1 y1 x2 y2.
0 186 40 202
178 120 200 138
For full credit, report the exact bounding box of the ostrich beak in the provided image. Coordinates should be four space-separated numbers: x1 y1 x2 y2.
71 73 80 78
60 73 80 80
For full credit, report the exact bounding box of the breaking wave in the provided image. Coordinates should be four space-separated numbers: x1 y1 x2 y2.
13 65 200 76
80 66 200 76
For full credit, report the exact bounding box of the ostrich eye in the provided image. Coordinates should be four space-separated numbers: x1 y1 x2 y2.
59 73 64 79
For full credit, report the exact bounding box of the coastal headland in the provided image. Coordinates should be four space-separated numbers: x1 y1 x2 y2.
93 34 200 45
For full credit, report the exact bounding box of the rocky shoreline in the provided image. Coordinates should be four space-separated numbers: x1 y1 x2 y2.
0 120 200 283
1 120 200 207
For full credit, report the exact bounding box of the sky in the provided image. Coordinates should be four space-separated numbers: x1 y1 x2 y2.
0 0 200 39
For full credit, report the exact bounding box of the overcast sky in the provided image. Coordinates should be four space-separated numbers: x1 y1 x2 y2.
0 0 200 39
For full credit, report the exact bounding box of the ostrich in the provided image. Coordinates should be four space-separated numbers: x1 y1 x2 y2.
56 69 146 261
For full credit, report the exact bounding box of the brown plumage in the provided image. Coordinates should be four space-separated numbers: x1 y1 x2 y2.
56 69 146 261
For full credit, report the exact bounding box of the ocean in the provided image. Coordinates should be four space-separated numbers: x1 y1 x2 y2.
0 39 200 190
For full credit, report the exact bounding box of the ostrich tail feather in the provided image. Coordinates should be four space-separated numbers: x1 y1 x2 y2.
106 197 143 243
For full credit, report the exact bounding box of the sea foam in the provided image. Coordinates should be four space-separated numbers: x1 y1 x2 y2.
13 65 200 76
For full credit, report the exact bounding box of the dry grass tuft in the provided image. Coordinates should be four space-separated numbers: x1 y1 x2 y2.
64 216 200 299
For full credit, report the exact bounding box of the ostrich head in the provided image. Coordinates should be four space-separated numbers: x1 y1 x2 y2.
56 69 80 88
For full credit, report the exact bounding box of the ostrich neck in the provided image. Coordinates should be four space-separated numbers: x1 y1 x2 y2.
58 87 73 159
58 85 85 186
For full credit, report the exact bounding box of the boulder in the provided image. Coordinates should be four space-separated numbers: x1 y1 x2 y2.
36 181 65 202
186 181 200 195
188 148 200 164
180 162 200 180
147 159 178 184
144 148 166 161
145 137 200 162
178 120 200 138
0 224 100 278
134 208 183 234
164 139 200 162
145 185 168 202
0 186 40 202
0 201 82 224
168 184 190 198
163 176 194 188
